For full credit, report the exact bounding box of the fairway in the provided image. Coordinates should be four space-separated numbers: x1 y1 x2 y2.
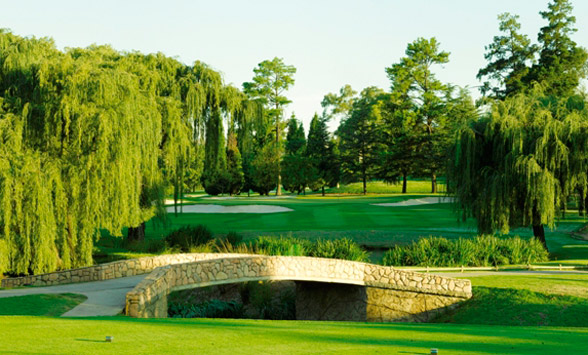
0 316 586 355
147 194 475 245
98 192 588 262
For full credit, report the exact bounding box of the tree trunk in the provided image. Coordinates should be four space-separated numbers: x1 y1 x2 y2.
322 185 325 197
579 189 586 217
431 173 437 194
127 222 146 242
532 207 548 251
402 173 407 194
276 174 282 196
362 173 367 195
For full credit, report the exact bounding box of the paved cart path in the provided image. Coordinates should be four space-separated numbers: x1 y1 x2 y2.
0 275 147 317
0 270 586 317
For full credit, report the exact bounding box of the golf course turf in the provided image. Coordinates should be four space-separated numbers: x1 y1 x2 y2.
0 316 586 354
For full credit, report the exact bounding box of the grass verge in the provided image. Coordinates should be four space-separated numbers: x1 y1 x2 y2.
0 293 87 316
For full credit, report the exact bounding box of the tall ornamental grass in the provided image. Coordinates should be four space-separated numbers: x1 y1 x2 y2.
382 236 548 267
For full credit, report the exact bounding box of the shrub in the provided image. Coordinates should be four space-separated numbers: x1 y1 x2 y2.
253 236 311 256
381 236 549 267
168 299 243 318
165 225 214 252
223 231 243 246
310 238 369 262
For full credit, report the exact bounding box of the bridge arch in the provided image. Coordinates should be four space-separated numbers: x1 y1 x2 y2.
126 255 472 322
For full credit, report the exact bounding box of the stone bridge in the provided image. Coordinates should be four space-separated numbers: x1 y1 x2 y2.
126 255 472 322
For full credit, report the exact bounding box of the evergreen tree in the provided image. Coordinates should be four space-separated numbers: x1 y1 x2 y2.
285 115 306 155
527 0 588 97
243 57 296 195
307 113 339 195
477 13 537 99
337 87 385 195
226 132 244 195
385 37 451 193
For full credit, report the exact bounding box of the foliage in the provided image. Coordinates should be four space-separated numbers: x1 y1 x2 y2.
336 87 386 194
310 238 369 262
285 116 306 155
225 132 244 195
235 236 370 262
243 57 296 196
381 236 549 267
385 37 453 193
477 13 537 99
528 0 588 97
250 143 279 195
169 299 244 319
164 225 214 252
449 88 588 249
0 30 256 275
306 113 340 193
253 236 311 256
281 153 317 194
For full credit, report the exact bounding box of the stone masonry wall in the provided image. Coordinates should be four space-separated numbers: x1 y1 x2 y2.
1 253 249 288
126 255 472 319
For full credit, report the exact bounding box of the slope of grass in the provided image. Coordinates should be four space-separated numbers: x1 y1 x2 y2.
466 275 588 298
0 293 87 316
436 287 588 327
0 316 586 354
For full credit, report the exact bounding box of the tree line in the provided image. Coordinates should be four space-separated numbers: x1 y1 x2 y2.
0 0 586 275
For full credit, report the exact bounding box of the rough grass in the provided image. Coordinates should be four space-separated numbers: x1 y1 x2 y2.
0 293 87 316
0 316 586 354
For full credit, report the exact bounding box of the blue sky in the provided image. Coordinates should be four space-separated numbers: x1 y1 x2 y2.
2 0 587 130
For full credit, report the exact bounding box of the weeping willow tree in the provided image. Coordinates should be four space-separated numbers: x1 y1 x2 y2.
450 87 587 250
0 30 248 275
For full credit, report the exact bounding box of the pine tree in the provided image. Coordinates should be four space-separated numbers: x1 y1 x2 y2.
527 0 588 97
477 13 537 99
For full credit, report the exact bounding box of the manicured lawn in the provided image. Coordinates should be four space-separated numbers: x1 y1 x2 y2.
466 274 588 298
324 179 446 194
0 316 586 354
96 191 587 262
0 293 87 316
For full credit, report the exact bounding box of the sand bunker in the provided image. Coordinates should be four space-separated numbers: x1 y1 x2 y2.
166 204 293 214
373 197 454 207
164 199 191 205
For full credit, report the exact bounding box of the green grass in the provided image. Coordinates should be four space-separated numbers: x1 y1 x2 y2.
96 191 587 263
434 275 588 327
324 180 446 194
437 287 588 327
0 293 87 316
466 275 588 298
0 316 586 354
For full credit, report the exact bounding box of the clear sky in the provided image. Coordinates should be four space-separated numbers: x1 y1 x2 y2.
1 0 587 131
